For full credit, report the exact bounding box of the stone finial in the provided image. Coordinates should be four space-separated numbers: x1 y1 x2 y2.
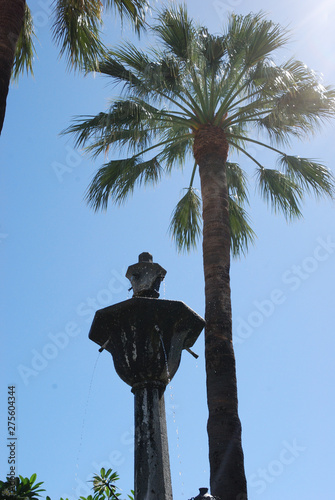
190 488 217 500
126 253 167 298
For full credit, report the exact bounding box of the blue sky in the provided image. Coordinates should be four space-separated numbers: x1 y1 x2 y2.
1 0 335 499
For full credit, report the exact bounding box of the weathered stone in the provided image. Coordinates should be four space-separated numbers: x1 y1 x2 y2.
89 297 204 387
89 254 205 500
126 252 166 298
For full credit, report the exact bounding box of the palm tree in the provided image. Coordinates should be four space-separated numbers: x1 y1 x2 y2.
0 0 26 134
64 6 335 499
0 0 149 134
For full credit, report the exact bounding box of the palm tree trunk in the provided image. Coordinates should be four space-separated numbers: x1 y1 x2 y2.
195 125 247 500
0 0 26 134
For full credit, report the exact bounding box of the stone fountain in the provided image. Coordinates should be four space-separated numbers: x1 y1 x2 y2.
88 252 205 500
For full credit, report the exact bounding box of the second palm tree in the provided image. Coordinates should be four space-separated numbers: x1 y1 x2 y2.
66 7 335 499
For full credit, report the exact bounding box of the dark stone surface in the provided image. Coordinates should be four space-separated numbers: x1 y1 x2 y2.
89 295 205 500
126 255 167 298
133 383 172 500
192 487 215 499
89 297 205 387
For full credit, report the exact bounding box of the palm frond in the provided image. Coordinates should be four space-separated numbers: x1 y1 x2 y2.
86 156 163 209
256 167 303 219
112 42 151 73
63 112 113 148
226 162 249 203
279 155 335 198
244 19 289 67
94 55 144 90
145 53 185 95
160 122 193 171
102 0 149 34
282 58 322 86
169 187 202 252
258 81 335 143
225 12 289 68
246 60 292 97
153 4 195 61
63 99 161 149
12 5 36 81
52 0 104 69
229 197 256 257
160 137 193 172
96 49 182 104
107 44 194 106
85 127 156 157
197 28 227 72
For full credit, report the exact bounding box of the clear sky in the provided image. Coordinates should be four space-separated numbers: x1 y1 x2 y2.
1 1 335 499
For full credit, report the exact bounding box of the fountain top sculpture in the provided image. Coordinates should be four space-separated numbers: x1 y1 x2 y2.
88 253 206 500
89 252 205 385
126 252 167 298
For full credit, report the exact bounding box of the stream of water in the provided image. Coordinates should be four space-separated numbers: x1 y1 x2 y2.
74 352 101 484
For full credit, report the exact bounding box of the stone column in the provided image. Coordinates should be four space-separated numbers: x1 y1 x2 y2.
88 254 205 500
132 381 172 500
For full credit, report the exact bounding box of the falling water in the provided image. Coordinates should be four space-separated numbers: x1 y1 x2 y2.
74 351 101 485
158 331 171 383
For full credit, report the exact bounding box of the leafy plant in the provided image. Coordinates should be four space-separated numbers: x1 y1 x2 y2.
0 470 132 500
0 474 45 500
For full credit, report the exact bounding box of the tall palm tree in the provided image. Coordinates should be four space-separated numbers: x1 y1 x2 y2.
65 6 335 499
0 0 149 134
0 0 26 133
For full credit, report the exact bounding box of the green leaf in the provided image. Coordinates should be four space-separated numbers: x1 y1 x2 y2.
279 155 335 198
197 29 227 69
160 131 193 172
12 5 36 81
226 162 249 203
153 5 195 61
86 156 163 209
103 0 148 34
229 197 256 257
51 0 105 70
257 167 303 219
226 12 289 68
169 187 202 252
63 99 162 157
29 474 37 484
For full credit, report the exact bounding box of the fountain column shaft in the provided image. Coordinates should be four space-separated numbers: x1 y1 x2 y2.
133 383 173 500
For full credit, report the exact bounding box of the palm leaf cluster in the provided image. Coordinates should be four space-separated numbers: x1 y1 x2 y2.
65 6 335 255
11 4 36 81
13 0 149 78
